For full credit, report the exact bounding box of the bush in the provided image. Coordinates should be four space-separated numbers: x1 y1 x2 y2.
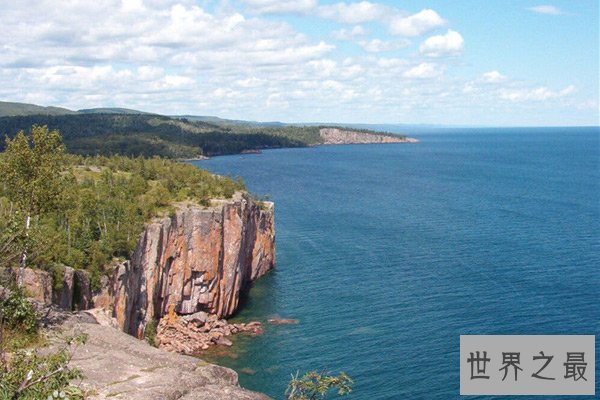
286 371 353 400
144 318 158 347
0 334 87 400
0 287 37 334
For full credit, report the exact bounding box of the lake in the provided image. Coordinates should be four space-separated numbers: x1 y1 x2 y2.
193 127 599 399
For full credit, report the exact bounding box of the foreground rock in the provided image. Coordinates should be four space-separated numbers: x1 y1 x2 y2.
319 127 418 144
53 314 270 400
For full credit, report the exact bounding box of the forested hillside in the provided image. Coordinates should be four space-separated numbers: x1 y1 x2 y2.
0 102 406 158
0 113 322 157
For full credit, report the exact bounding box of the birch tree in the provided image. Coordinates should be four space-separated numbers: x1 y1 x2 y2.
0 125 65 286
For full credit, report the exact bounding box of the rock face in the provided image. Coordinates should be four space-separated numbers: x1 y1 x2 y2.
110 193 275 338
53 266 75 310
21 268 53 304
320 127 418 144
19 266 92 310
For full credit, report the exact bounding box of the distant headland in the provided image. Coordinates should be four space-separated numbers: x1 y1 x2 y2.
0 101 417 159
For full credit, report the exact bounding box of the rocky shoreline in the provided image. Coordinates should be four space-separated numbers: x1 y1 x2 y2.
319 127 418 145
156 308 264 354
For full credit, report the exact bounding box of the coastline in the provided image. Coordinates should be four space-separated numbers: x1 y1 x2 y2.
187 132 419 161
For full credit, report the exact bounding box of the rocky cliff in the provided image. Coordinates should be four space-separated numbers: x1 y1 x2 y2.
109 192 275 337
319 127 418 144
15 192 275 398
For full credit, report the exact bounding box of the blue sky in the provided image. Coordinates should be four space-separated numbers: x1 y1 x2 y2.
0 0 598 126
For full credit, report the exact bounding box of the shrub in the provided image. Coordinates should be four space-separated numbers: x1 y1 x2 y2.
286 370 353 400
0 334 87 400
0 287 37 334
144 318 158 347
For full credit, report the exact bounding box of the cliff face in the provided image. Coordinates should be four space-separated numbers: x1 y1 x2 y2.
319 127 418 144
110 193 275 337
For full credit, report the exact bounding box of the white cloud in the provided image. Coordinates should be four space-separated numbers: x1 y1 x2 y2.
235 77 267 88
0 0 593 125
528 5 563 15
241 0 318 15
482 70 507 83
340 63 363 79
307 59 338 77
163 74 195 88
332 25 366 41
403 62 441 79
318 1 389 24
376 57 407 69
389 9 445 37
1 0 334 71
500 85 576 102
419 29 464 57
357 38 410 53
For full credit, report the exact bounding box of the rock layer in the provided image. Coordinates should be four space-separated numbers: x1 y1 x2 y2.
110 193 275 337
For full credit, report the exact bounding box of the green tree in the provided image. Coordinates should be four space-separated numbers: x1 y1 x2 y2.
0 215 22 270
0 125 65 286
286 371 353 400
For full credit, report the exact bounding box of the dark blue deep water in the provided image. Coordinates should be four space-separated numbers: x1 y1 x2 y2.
192 127 599 399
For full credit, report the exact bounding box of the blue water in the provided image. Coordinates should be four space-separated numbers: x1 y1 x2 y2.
192 127 599 399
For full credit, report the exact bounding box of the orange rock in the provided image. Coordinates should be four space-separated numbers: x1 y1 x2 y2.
108 193 275 338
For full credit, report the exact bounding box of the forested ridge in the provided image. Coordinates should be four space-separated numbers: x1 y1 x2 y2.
0 113 322 158
0 104 405 158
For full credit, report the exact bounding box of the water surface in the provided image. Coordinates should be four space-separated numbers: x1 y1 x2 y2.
193 127 599 399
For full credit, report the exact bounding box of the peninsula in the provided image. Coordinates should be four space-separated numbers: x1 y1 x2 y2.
0 101 417 159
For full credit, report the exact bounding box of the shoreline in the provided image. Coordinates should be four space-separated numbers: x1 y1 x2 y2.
187 136 419 161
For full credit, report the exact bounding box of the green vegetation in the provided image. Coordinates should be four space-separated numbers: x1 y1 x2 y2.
0 125 66 286
286 371 353 400
0 279 86 399
0 101 75 118
0 125 245 289
0 320 86 399
0 113 320 158
143 318 158 347
0 110 405 158
0 287 38 336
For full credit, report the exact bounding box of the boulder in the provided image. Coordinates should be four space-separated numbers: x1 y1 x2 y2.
267 318 299 325
21 268 52 304
183 311 209 326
